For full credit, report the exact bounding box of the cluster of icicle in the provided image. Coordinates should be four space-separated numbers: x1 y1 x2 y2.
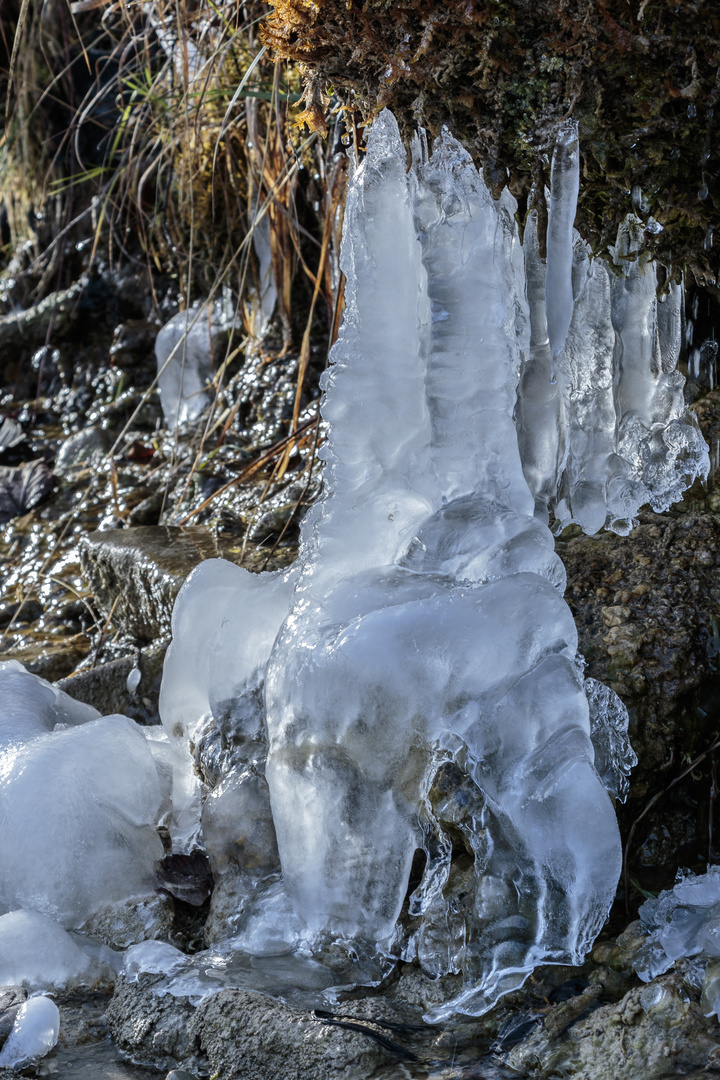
518 122 708 535
158 110 649 1021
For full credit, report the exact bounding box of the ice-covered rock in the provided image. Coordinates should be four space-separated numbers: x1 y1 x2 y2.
123 940 190 983
0 663 163 927
635 867 720 986
155 299 232 429
0 996 60 1069
160 111 636 1019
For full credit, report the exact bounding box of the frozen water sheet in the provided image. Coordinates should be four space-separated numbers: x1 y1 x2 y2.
161 111 636 1019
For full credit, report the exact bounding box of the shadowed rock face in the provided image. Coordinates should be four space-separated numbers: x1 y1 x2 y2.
263 0 720 285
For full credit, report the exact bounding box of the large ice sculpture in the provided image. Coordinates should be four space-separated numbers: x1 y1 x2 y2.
518 120 708 535
160 111 644 1018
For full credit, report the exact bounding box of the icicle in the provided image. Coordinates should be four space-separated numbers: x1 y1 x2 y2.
545 120 580 364
414 126 531 513
555 238 616 535
516 211 566 522
298 109 434 590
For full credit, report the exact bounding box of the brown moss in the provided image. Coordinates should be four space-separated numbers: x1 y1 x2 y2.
263 0 720 282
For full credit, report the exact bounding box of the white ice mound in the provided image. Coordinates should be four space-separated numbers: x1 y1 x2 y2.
0 663 163 926
0 910 103 989
155 299 232 428
161 111 635 1019
517 121 708 535
0 996 60 1069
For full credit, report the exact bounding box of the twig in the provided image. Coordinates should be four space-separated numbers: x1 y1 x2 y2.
90 594 120 670
174 412 319 526
624 729 720 910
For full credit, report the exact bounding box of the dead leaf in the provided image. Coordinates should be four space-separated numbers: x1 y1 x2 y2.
157 851 214 907
0 416 24 452
0 460 54 525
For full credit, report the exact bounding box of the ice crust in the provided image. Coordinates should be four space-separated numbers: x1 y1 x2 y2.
160 111 638 1019
634 867 720 1021
0 661 163 928
518 127 708 534
0 996 60 1069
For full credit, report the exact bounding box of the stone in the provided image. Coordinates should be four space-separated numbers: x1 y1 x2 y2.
80 526 240 642
57 648 166 723
558 507 720 802
0 988 26 1052
54 428 112 476
79 894 174 951
105 975 205 1074
190 988 397 1080
504 958 720 1079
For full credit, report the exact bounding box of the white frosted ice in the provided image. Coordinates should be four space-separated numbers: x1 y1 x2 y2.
0 910 102 989
155 299 232 428
0 659 99 750
634 867 720 1006
0 996 60 1069
160 558 296 851
160 110 634 1019
0 664 163 927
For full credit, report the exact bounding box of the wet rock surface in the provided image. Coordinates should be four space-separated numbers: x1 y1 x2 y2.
559 507 720 798
106 975 204 1074
56 648 166 724
79 526 243 642
506 959 720 1079
191 989 397 1080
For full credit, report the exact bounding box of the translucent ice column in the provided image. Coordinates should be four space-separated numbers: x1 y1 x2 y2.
155 299 232 429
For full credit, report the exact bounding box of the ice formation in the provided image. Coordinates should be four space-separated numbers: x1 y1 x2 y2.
633 867 720 1024
0 996 60 1069
159 111 649 1019
635 867 720 984
517 120 708 534
0 660 163 927
155 299 234 428
0 110 706 1021
0 910 106 989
